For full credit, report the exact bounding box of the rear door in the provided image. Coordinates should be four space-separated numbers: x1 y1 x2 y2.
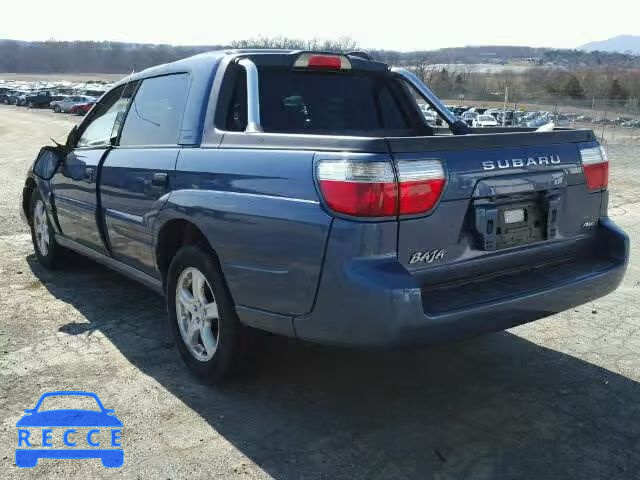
51 84 135 253
99 73 190 273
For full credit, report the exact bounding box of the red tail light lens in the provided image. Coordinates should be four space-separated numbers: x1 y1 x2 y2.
316 159 446 217
580 145 608 191
397 160 446 214
316 160 397 216
294 53 351 70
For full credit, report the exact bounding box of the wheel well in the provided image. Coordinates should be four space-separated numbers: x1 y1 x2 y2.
156 219 213 282
23 178 37 221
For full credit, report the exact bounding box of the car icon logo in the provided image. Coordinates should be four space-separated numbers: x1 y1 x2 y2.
15 391 123 468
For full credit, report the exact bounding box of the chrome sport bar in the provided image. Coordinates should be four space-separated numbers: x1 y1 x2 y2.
391 67 471 135
237 58 263 133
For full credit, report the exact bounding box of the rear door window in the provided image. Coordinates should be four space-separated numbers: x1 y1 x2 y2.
257 69 419 135
119 73 190 146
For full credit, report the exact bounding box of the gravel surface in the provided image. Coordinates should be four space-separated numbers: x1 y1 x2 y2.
0 104 639 479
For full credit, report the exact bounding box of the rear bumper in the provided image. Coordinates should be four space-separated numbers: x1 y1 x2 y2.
293 218 628 348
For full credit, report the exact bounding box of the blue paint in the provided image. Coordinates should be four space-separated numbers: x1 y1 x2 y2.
21 50 628 351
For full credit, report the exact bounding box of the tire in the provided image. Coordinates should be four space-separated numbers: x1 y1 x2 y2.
29 190 63 269
28 101 34 108
166 244 247 383
53 105 60 113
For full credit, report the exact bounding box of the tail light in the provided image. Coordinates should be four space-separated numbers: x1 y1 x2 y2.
316 159 446 217
294 53 351 70
316 160 396 216
397 160 446 215
580 145 608 191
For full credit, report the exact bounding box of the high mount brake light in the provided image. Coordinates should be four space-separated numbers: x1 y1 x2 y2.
294 53 351 70
580 145 608 191
316 159 446 217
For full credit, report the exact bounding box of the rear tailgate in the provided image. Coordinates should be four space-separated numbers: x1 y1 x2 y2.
388 130 607 286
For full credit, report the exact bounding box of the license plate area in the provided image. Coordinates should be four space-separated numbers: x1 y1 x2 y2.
495 201 546 249
473 192 560 251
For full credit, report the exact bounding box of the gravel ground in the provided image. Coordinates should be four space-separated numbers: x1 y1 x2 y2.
0 104 639 480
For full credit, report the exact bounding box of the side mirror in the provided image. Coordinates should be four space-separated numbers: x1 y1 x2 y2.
33 147 64 180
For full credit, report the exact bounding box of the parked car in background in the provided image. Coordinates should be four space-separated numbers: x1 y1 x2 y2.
420 106 438 126
13 91 32 106
461 111 478 126
0 90 15 104
554 114 571 127
24 91 55 108
473 114 499 127
69 100 96 115
526 116 552 128
51 95 95 113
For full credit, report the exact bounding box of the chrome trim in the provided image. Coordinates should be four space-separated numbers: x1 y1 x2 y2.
237 58 262 133
390 67 458 126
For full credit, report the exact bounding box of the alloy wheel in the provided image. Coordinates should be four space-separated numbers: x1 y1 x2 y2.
175 267 220 361
33 200 49 256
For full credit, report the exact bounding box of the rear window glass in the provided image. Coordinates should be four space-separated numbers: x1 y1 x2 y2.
257 69 413 135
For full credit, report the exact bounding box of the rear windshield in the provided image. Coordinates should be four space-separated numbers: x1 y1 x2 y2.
256 69 421 136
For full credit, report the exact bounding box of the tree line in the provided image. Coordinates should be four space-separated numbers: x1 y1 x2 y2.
1 37 639 74
1 37 639 111
418 64 640 110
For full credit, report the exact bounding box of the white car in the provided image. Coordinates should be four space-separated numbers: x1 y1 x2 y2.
422 110 438 126
473 115 499 128
461 111 478 125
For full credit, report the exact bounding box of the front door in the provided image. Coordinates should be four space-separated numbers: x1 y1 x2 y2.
51 83 136 253
99 73 190 273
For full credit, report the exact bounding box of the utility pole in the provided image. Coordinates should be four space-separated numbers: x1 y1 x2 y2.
502 86 508 127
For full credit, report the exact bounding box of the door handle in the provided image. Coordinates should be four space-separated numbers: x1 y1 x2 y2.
151 173 168 190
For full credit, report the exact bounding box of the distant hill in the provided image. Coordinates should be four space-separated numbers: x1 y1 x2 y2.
0 39 639 74
580 35 640 54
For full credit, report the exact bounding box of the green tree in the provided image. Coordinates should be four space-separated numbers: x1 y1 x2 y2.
562 75 585 99
608 78 629 103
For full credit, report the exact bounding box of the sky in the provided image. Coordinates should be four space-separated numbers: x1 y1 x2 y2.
2 0 638 51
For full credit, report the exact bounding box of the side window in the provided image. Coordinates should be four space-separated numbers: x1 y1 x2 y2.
119 74 190 146
77 84 136 148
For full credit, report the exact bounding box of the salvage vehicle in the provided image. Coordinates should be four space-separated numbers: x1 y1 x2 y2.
69 100 96 115
12 91 32 106
50 95 95 113
24 91 56 108
461 110 478 126
21 50 629 383
473 114 500 127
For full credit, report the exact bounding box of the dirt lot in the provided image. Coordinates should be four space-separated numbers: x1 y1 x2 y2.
0 104 639 480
